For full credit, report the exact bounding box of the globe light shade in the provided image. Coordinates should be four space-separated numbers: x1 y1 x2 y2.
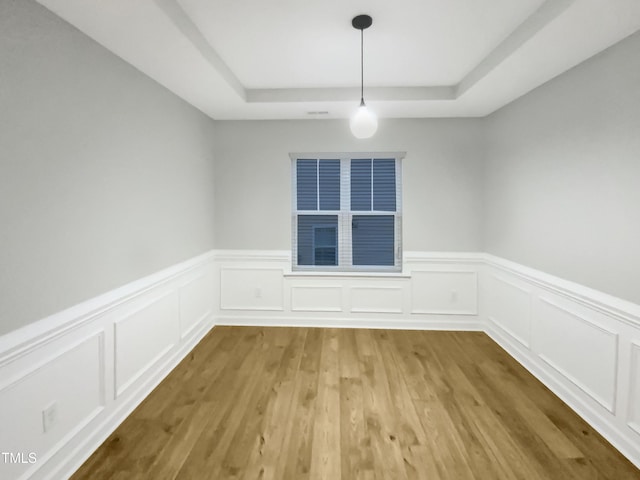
350 104 378 139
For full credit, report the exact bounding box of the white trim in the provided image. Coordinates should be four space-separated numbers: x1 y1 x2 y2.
0 250 215 365
486 273 532 349
0 329 105 395
3 249 640 478
211 249 484 264
22 403 106 480
114 343 174 399
484 254 640 328
178 273 212 340
290 285 342 313
627 342 640 436
349 286 404 314
219 266 285 311
538 296 619 341
0 250 217 480
1 329 107 480
289 152 407 161
482 254 640 469
284 270 411 278
216 315 482 331
410 270 478 315
488 315 531 350
537 346 617 414
182 309 213 341
53 315 214 480
485 322 640 470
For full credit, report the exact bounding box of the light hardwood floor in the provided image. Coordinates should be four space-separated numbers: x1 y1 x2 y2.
71 327 640 479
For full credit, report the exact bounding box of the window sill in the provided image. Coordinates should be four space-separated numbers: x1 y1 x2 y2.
284 270 411 278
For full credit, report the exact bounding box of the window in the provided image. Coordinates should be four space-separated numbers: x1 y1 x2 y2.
291 153 403 272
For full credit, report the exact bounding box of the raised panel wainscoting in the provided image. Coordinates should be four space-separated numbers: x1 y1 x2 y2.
1 249 640 479
0 252 216 480
482 254 640 470
214 250 483 331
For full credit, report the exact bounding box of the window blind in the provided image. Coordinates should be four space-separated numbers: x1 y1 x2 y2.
292 155 402 272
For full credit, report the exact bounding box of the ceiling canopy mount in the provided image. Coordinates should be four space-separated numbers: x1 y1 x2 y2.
351 14 372 31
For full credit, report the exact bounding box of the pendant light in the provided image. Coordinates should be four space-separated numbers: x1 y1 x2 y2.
350 14 378 139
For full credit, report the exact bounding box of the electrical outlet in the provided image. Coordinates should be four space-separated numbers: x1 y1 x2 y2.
42 402 58 433
450 290 458 303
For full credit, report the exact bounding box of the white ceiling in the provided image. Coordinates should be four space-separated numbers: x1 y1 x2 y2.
36 0 640 120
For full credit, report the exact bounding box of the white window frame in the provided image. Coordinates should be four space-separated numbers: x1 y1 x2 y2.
291 152 404 273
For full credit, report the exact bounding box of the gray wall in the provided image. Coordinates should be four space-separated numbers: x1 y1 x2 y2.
212 119 484 252
3 0 638 336
483 31 640 304
0 0 217 335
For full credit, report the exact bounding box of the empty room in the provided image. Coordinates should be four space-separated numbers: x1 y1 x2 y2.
1 0 640 479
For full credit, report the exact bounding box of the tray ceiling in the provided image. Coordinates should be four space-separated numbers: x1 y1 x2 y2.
36 0 640 120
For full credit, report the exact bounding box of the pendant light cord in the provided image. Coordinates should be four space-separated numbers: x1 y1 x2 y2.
360 28 365 106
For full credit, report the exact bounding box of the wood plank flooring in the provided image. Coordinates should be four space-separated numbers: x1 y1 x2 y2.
71 327 640 480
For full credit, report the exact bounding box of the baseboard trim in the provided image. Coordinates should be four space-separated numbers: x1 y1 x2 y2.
216 315 483 331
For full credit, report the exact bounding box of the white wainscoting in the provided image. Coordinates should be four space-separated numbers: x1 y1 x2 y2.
0 251 216 480
486 273 532 348
3 249 640 478
482 254 640 470
220 267 284 311
113 292 180 398
350 286 404 314
213 250 484 331
291 285 342 312
629 342 640 436
411 270 478 315
535 296 619 414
